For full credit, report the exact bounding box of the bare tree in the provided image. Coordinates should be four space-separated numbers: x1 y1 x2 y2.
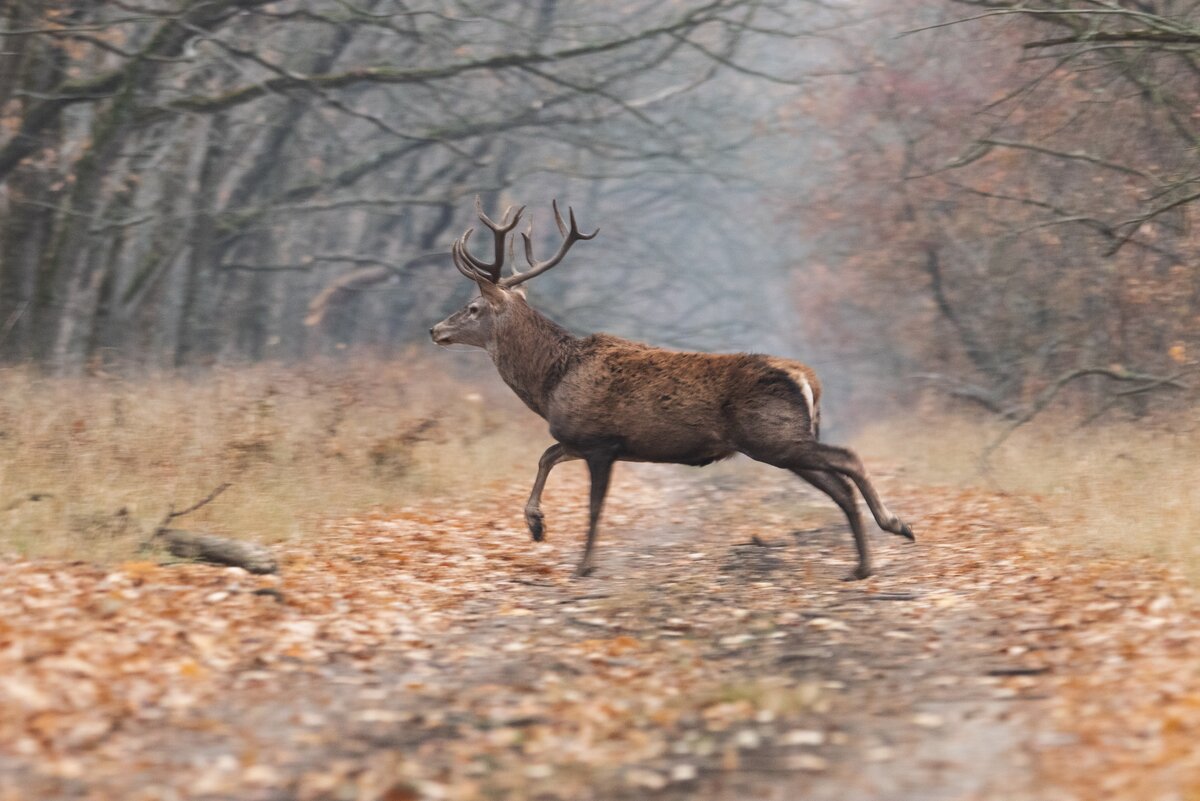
0 0 833 371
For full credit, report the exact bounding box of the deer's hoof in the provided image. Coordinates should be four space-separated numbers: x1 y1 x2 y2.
842 564 873 581
526 511 545 542
573 562 595 578
899 522 916 542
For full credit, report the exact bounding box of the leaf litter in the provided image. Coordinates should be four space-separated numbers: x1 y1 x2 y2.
1 464 1199 800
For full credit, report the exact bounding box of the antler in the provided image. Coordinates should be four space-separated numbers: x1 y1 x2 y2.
451 196 525 284
502 199 599 288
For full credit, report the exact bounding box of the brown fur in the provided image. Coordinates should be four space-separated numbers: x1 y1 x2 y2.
431 201 913 580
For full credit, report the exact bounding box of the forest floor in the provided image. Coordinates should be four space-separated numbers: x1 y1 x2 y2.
3 461 1200 801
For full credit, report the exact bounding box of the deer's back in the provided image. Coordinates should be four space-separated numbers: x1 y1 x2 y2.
546 335 820 464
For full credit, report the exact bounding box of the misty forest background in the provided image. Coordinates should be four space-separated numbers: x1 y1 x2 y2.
3 0 1198 426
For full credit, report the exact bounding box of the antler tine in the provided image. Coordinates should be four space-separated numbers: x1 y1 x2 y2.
518 217 535 278
552 199 568 237
451 237 488 283
508 216 528 281
455 228 488 274
453 232 507 286
451 239 474 281
473 195 522 233
501 199 599 288
455 228 491 274
455 195 524 283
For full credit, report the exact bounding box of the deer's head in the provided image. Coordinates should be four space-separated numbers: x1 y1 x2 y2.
430 198 597 349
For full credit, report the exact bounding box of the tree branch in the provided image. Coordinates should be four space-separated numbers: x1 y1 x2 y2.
983 365 1194 461
153 0 737 115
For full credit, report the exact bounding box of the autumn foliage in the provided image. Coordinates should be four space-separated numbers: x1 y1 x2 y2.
787 2 1200 421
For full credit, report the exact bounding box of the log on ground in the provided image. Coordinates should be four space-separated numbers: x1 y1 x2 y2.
159 529 278 574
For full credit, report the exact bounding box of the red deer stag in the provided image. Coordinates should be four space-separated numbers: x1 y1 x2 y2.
431 198 914 579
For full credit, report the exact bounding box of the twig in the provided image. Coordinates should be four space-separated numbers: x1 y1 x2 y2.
864 592 921 602
976 137 1159 183
3 492 55 512
981 366 1194 465
556 592 611 604
154 482 232 536
732 537 787 548
986 666 1050 677
512 578 555 587
0 300 30 349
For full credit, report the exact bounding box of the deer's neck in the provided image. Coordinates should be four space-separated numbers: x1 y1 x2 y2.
488 305 578 418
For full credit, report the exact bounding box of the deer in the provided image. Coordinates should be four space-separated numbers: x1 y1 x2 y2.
430 198 915 580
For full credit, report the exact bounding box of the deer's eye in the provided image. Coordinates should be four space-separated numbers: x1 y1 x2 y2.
467 304 481 316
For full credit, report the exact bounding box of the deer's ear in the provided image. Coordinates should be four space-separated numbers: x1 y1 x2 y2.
509 285 527 300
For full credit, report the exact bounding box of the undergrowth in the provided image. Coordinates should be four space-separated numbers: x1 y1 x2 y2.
0 353 543 562
854 411 1200 580
4 356 1196 581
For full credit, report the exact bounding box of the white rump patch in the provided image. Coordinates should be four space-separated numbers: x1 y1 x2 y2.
796 376 816 438
797 375 815 425
768 359 818 436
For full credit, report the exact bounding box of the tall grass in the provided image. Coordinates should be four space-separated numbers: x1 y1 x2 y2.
853 411 1200 578
0 353 544 562
4 359 1197 576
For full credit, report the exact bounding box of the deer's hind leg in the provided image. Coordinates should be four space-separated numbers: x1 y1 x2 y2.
794 469 873 580
801 443 915 542
732 398 913 579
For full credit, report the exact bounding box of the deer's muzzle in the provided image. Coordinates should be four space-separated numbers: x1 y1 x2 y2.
430 323 453 345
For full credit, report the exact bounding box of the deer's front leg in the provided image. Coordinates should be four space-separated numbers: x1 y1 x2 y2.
525 443 579 542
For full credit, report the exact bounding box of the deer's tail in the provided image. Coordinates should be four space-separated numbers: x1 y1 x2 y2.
763 357 821 440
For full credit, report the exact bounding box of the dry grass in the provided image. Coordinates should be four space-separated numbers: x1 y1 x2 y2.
0 352 545 563
854 411 1200 578
5 358 1197 578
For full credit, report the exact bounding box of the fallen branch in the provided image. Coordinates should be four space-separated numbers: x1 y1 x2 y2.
150 483 278 574
157 529 278 574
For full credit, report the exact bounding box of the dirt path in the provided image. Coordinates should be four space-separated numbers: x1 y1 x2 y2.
3 462 1199 800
